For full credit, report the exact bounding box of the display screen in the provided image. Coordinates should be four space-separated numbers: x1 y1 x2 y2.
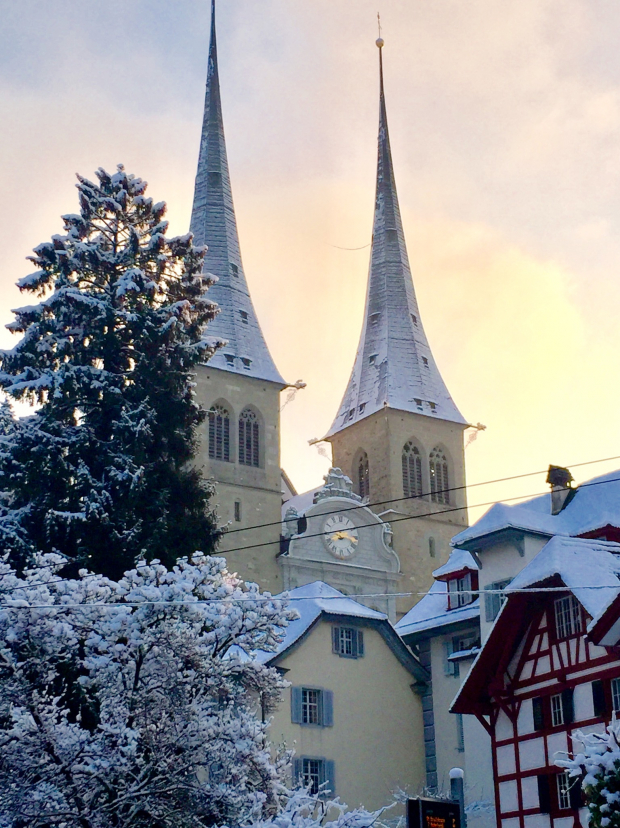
407 798 460 828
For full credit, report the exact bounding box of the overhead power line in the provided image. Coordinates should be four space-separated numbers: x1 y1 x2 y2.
224 452 620 538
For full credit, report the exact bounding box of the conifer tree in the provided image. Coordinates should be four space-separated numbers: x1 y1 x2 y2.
0 166 222 577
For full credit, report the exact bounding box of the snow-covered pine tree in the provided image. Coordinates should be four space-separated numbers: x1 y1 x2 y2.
0 166 222 577
557 719 620 828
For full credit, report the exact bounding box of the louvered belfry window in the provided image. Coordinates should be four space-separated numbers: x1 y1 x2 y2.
429 447 449 504
238 408 259 467
208 405 230 462
357 452 370 499
402 441 423 498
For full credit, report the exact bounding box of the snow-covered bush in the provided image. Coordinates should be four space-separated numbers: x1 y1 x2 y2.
0 166 222 577
556 718 620 828
0 552 297 828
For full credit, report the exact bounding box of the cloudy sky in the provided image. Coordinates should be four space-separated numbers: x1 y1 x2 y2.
2 0 620 520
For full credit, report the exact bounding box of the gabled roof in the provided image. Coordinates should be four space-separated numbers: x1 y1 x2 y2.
452 469 620 550
395 578 479 639
451 535 620 715
257 581 427 682
431 548 479 581
325 43 465 438
189 0 284 386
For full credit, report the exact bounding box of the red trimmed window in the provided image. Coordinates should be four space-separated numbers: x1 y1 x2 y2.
447 572 478 609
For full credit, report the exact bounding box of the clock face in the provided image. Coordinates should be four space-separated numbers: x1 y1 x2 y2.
323 515 359 559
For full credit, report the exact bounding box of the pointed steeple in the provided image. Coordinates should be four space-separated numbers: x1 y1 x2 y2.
190 0 284 385
326 37 465 437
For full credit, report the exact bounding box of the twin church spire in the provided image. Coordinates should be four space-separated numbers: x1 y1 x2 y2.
326 37 465 436
190 0 284 386
192 5 463 429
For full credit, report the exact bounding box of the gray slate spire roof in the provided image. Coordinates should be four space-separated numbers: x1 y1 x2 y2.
190 0 284 386
326 42 465 437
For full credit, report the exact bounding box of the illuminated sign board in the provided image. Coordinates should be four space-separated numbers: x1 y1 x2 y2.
407 798 460 828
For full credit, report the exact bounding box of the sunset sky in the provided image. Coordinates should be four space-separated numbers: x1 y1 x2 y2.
2 0 620 522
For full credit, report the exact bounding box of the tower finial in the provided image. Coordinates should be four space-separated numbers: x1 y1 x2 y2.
376 12 384 48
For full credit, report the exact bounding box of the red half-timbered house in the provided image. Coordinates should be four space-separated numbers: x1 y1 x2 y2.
452 535 620 828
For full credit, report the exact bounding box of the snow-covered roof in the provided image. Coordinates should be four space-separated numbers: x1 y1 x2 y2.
396 579 480 638
325 51 465 437
189 1 284 386
506 535 620 630
255 581 386 664
452 469 620 549
432 548 479 580
281 487 321 520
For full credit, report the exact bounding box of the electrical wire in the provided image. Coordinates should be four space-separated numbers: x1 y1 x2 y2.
224 452 620 538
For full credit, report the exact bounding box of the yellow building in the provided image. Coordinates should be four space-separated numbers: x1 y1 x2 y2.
259 581 429 811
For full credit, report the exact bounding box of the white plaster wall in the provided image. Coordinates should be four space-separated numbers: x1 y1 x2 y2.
499 780 518 813
478 535 548 640
523 814 550 828
521 776 540 810
496 745 516 776
519 738 545 771
431 637 495 811
496 709 513 742
517 699 534 736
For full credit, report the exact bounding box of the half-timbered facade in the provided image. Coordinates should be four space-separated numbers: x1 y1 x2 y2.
452 535 620 828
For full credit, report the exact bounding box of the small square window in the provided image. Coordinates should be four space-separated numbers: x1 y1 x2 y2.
348 409 355 421
332 626 364 658
551 693 564 727
370 312 381 326
358 403 366 414
369 354 378 365
422 357 429 366
224 354 235 366
411 314 418 325
230 263 239 277
241 357 251 370
239 310 249 324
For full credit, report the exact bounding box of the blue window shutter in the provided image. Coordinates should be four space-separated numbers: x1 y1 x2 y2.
484 587 496 622
357 629 364 657
293 758 302 786
324 760 336 796
443 641 454 676
291 687 302 724
332 626 340 653
322 690 334 726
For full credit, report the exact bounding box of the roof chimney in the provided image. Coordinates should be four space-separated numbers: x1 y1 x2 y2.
546 465 574 515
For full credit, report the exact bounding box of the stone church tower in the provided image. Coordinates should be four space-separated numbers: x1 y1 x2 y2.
190 1 285 591
325 40 469 616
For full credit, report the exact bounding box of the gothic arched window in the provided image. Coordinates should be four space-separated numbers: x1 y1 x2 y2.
208 404 230 462
429 447 449 504
239 408 260 467
357 452 370 500
402 441 423 499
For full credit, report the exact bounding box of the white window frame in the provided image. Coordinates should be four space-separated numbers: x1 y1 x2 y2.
612 678 620 713
554 595 582 639
302 688 321 725
448 572 472 609
556 772 571 810
551 693 564 727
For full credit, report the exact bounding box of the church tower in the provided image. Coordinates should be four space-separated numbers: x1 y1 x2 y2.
325 38 468 615
191 0 285 591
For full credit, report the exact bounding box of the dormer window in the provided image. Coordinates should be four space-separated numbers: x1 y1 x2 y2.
241 357 252 370
422 357 429 366
224 354 235 366
358 403 366 414
239 310 249 324
370 313 381 326
369 354 378 365
447 572 476 609
230 263 239 277
411 314 418 325
554 595 582 639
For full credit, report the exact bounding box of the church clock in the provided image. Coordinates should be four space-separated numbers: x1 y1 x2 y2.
323 515 359 559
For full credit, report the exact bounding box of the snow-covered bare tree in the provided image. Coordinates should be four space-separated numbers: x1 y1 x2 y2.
0 553 297 828
556 718 620 827
0 166 223 577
